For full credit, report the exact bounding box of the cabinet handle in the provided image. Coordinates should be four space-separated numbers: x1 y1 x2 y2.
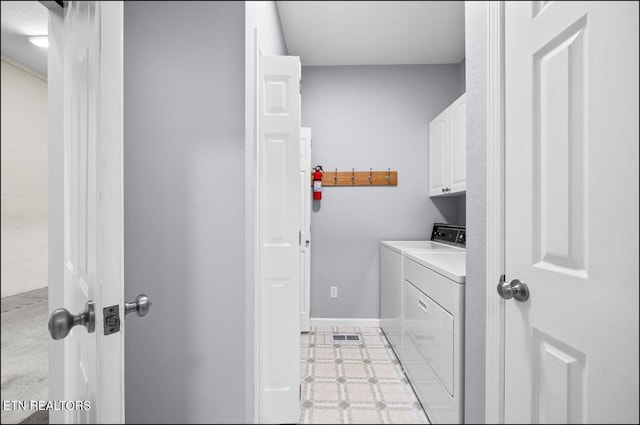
418 299 428 313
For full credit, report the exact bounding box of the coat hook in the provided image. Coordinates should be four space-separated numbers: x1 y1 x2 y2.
334 168 338 184
351 168 355 184
386 168 390 183
369 168 372 184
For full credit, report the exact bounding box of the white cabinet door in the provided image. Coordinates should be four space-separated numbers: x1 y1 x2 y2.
428 93 466 197
448 95 467 194
504 2 638 423
428 111 448 196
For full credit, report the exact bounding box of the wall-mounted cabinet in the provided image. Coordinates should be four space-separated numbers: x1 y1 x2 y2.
429 93 466 197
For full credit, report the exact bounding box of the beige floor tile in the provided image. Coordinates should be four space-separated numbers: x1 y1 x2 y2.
315 346 337 360
386 407 430 424
370 362 402 379
378 382 417 403
340 347 364 360
301 327 427 424
301 346 310 359
312 381 341 402
342 362 369 379
349 408 383 424
367 347 393 361
344 382 377 403
362 333 385 346
310 406 344 424
314 361 339 379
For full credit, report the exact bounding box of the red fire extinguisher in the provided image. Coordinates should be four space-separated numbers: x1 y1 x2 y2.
313 165 324 200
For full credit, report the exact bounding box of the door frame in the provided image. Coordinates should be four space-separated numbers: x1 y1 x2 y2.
251 28 262 424
485 1 506 424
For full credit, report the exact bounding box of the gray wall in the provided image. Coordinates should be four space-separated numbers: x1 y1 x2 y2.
458 58 467 95
458 195 467 225
464 2 487 423
124 2 246 423
302 65 463 319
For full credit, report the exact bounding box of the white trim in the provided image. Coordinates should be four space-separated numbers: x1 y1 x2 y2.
485 2 506 424
251 28 262 425
1 55 47 81
310 318 382 328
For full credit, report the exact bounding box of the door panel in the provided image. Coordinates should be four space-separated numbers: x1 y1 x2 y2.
257 55 301 424
63 3 98 420
504 2 639 423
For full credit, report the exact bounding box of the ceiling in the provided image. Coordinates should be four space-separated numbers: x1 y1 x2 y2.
276 1 465 66
1 1 49 77
0 1 465 77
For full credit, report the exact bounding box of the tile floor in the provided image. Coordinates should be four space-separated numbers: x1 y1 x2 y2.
1 288 49 425
300 326 429 424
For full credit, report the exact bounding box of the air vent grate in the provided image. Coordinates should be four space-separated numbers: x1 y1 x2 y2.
332 334 361 344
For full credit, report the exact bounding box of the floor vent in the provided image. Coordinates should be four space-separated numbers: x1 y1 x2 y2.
332 334 361 344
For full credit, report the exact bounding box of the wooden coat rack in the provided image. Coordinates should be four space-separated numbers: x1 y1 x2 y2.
311 168 398 186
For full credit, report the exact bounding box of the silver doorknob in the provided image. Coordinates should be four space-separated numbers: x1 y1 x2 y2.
48 301 95 340
125 294 152 317
497 275 530 302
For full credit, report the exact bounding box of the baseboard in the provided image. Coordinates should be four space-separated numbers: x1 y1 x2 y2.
310 317 381 328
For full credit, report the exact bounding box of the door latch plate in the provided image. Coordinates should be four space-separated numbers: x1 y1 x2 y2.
103 305 121 335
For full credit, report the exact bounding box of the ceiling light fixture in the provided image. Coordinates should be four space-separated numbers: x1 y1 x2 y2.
28 35 48 48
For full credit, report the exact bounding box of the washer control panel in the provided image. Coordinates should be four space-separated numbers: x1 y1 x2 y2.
431 223 466 248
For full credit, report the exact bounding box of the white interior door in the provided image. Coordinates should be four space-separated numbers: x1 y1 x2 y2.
49 2 124 423
300 127 311 332
504 2 639 423
257 55 301 424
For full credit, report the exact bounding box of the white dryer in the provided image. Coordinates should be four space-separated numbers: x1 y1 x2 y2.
402 224 466 424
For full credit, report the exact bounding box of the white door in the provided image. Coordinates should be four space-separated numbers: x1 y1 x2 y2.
257 55 301 424
49 2 124 423
504 2 639 423
428 111 448 196
448 94 466 194
300 127 311 332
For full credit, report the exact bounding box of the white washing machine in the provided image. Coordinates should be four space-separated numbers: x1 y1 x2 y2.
380 224 465 362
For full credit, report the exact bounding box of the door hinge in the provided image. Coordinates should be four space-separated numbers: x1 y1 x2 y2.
299 230 302 246
299 79 302 94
